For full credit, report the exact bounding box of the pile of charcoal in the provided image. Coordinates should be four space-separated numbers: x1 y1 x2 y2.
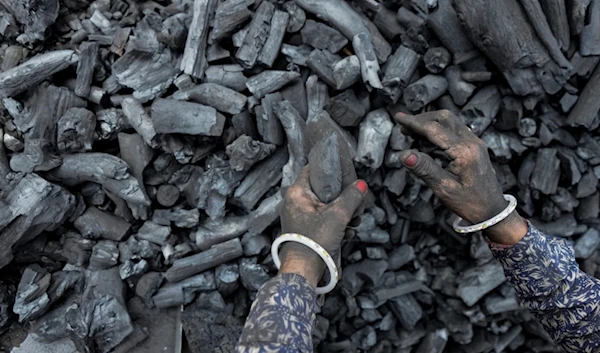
0 0 599 352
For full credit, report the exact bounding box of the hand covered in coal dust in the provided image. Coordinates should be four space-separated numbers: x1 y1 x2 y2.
279 168 368 287
394 110 527 245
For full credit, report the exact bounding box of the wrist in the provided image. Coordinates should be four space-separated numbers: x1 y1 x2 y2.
483 211 528 245
279 242 326 288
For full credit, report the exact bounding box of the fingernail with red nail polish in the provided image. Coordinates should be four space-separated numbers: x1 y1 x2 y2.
356 180 368 194
404 154 418 167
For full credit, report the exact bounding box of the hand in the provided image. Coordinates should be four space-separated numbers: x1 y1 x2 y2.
279 168 368 287
394 110 528 245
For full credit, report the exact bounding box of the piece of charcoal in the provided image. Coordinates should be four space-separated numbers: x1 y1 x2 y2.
13 266 51 322
551 187 580 212
461 86 502 135
215 263 240 297
121 97 158 148
256 92 286 145
389 124 414 151
530 148 561 195
567 63 600 128
351 326 377 350
373 5 404 39
495 96 523 131
258 10 290 67
424 47 451 74
236 1 275 68
153 271 216 308
384 168 408 196
381 45 419 103
388 244 416 271
389 294 422 330
574 229 600 259
232 111 259 140
180 0 217 78
457 261 506 307
280 77 309 121
518 118 537 137
427 0 476 63
172 83 247 115
56 107 96 153
209 0 252 44
272 100 309 186
151 98 225 136
155 184 180 207
577 171 599 198
325 89 368 127
74 207 131 241
207 43 230 62
445 65 476 106
353 32 383 90
416 329 449 353
282 1 306 33
281 43 312 66
226 135 276 172
462 71 494 82
0 50 78 99
579 0 600 56
306 49 340 87
232 148 288 211
89 240 119 271
356 108 394 170
306 74 329 122
301 19 348 53
241 233 270 257
577 193 600 221
246 70 301 99
75 42 99 98
204 65 248 92
239 257 270 291
309 134 343 203
165 238 243 283
403 74 448 111
333 55 361 90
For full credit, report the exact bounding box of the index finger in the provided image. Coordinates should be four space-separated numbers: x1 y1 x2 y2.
395 112 460 155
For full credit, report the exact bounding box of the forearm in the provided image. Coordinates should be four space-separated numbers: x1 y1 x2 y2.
490 222 600 352
236 273 317 353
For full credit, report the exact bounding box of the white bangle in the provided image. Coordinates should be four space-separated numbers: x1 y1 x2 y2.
271 233 339 295
452 194 518 234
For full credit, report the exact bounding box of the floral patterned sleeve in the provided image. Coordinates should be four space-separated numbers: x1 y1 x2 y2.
490 223 600 353
236 273 317 353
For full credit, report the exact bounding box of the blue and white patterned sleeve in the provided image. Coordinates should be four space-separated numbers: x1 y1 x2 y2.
236 273 317 353
490 223 600 353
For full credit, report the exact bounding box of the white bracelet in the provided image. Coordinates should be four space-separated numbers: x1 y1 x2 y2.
452 194 518 234
271 233 339 295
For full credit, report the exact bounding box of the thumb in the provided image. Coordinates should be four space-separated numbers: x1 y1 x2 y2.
398 150 453 189
329 180 368 223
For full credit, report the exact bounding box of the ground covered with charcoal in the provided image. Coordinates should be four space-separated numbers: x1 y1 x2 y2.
0 0 599 352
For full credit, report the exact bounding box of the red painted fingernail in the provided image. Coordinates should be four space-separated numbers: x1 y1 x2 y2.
356 180 368 194
404 154 418 167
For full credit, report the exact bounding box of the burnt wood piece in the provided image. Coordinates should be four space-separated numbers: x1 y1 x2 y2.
207 43 230 62
256 92 286 145
236 1 275 68
118 132 154 219
281 43 313 65
416 329 449 353
519 0 572 69
216 263 240 297
389 294 422 330
389 125 414 151
57 107 96 153
112 50 180 103
121 97 159 148
325 89 368 127
209 0 252 44
89 240 120 270
306 75 329 122
577 192 599 221
153 272 216 308
171 83 248 114
445 65 476 106
397 6 426 29
539 0 570 50
204 65 248 92
0 0 58 43
273 100 310 186
258 10 290 67
283 1 306 32
356 109 394 170
137 221 172 246
353 32 383 90
580 0 600 56
427 0 476 63
281 77 308 120
232 111 259 139
301 19 348 53
461 85 502 136
381 45 420 103
74 207 131 241
1 45 26 71
294 0 390 63
306 49 339 87
531 148 561 195
424 47 451 74
495 96 524 131
456 261 506 306
151 98 226 136
194 192 282 250
246 70 301 99
568 0 592 35
226 135 276 172
567 63 600 128
46 153 150 206
453 0 550 71
461 71 494 82
180 0 218 78
111 27 132 55
75 42 99 98
403 75 448 111
309 134 343 203
233 148 288 211
153 207 200 228
0 50 78 99
373 6 405 39
165 238 243 283
333 55 361 90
